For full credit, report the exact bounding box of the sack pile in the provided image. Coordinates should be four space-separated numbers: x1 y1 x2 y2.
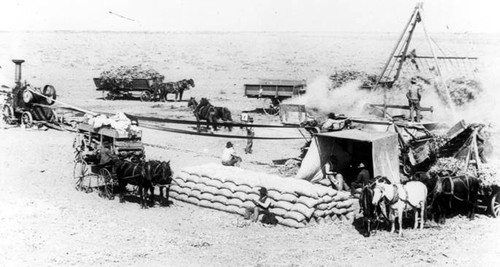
170 163 354 228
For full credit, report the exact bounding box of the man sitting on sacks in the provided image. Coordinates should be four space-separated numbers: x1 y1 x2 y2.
221 141 242 167
324 155 350 191
250 187 277 225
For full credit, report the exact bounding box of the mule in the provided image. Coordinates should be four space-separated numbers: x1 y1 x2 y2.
143 160 173 206
158 79 195 101
372 181 427 236
430 174 479 224
191 97 233 132
115 160 153 209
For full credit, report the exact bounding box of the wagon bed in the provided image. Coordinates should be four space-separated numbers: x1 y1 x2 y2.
93 78 157 101
244 79 307 116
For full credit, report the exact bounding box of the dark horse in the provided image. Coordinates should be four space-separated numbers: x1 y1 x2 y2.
115 160 153 209
143 160 173 206
188 97 233 132
430 173 480 224
359 176 388 237
157 79 195 102
360 184 377 237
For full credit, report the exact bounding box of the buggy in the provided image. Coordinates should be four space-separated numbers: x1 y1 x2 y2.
72 120 145 199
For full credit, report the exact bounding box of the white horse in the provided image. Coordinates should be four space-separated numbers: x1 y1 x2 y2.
372 181 427 236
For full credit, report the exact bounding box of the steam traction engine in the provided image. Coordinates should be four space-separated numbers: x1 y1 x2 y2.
2 59 57 127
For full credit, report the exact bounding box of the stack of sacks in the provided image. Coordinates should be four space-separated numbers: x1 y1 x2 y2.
170 163 354 228
86 112 139 134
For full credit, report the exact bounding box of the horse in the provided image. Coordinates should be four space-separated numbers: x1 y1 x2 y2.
372 180 427 236
158 79 195 102
187 97 198 110
360 184 378 237
115 160 153 209
430 174 479 224
191 97 233 132
143 160 173 206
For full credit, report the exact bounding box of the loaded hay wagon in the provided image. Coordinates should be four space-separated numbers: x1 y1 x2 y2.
244 79 306 116
94 77 158 102
433 122 500 218
94 65 165 102
1 59 58 128
72 116 145 199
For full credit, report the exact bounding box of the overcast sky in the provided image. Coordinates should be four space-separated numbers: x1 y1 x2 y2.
0 0 499 33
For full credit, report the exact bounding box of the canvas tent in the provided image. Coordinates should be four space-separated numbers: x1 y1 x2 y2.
295 129 400 184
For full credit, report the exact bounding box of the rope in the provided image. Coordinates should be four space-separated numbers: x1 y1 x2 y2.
140 123 304 140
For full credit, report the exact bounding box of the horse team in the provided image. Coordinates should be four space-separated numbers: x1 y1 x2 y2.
360 173 480 237
114 159 173 209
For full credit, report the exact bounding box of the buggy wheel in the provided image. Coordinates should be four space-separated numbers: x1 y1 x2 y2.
21 111 33 128
140 91 152 102
98 168 114 199
2 104 14 125
73 161 88 191
263 97 280 116
490 190 500 218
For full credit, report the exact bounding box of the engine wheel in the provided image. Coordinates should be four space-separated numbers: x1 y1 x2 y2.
2 104 14 124
140 91 152 102
21 111 33 128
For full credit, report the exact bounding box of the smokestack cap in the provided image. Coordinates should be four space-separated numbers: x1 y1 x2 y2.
12 59 25 64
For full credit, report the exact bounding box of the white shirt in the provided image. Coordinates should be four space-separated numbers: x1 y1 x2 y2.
221 147 236 162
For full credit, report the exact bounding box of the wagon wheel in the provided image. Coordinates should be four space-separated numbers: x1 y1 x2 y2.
73 160 88 191
2 104 14 124
140 91 152 102
263 97 280 116
490 190 500 218
105 92 117 101
98 168 114 200
21 111 33 128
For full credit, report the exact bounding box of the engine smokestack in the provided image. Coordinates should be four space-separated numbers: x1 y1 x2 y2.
12 59 25 85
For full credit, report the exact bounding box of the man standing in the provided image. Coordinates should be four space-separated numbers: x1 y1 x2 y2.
221 141 241 166
406 77 422 122
244 117 255 154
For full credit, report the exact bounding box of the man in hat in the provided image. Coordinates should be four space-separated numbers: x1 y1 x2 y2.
244 117 255 154
351 162 370 190
406 77 422 122
221 141 241 166
251 187 273 223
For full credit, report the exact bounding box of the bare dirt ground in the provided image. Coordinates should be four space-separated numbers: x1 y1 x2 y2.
1 31 500 266
1 107 499 266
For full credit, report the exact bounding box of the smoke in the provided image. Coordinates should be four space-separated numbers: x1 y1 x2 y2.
284 75 384 116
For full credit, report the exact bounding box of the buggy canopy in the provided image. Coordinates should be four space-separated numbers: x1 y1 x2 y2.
295 129 400 183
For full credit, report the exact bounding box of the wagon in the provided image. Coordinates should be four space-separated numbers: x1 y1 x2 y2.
72 120 145 199
94 78 159 102
436 122 500 218
244 79 306 116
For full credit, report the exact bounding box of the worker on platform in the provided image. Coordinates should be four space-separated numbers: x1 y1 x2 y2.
99 143 121 174
221 141 242 166
406 77 422 122
244 117 255 154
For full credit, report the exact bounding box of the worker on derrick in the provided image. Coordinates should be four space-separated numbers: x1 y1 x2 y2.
406 77 422 122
